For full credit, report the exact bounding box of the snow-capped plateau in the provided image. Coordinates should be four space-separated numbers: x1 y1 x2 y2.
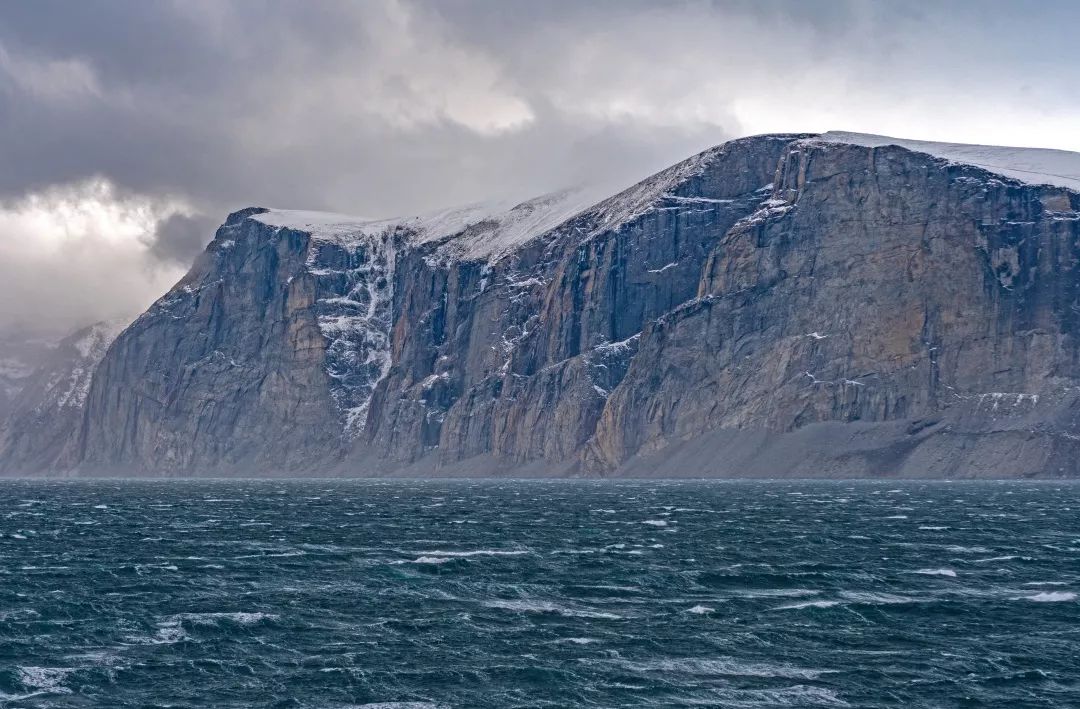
818 131 1080 191
254 184 613 263
255 132 1080 272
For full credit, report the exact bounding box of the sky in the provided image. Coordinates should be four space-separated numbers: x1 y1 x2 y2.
1 0 1079 333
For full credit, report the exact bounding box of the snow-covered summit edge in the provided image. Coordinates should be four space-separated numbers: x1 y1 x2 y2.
248 135 806 263
250 131 1080 267
815 131 1080 192
252 186 613 263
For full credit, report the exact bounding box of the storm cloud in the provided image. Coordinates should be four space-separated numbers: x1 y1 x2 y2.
1 0 1079 331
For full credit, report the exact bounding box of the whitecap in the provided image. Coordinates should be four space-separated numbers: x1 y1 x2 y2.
642 520 668 527
17 667 73 694
725 685 848 706
1019 591 1076 602
410 556 453 565
739 588 820 598
412 549 527 558
171 611 279 626
687 605 715 614
581 584 640 593
773 600 841 611
608 657 833 680
351 704 446 709
913 568 957 577
124 620 189 646
839 591 915 605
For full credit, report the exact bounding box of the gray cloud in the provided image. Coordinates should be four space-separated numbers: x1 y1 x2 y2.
1 0 1079 331
149 213 220 266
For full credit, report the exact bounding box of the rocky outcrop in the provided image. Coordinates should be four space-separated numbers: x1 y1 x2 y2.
583 140 1080 477
364 134 803 471
74 211 352 474
4 131 1080 477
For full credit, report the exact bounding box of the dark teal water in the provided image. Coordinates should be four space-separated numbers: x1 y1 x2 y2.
1 480 1078 708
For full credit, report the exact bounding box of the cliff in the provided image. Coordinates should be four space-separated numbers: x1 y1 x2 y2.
4 132 1080 477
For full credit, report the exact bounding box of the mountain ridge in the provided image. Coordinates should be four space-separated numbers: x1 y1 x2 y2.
3 131 1080 477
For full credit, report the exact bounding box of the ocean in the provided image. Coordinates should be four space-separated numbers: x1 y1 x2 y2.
1 479 1077 707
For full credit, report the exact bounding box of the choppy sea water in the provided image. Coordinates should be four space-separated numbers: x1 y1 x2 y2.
1 480 1078 708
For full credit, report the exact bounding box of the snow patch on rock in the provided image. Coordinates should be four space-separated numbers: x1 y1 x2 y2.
306 235 395 437
54 321 126 409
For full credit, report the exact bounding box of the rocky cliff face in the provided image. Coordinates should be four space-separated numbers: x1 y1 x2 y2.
0 321 124 473
4 132 1080 477
585 138 1080 478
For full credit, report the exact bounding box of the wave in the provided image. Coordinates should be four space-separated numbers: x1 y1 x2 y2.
687 605 715 614
350 704 447 709
1018 592 1076 602
773 600 842 610
913 568 957 577
413 556 453 565
721 684 849 707
0 608 39 621
738 588 820 598
484 599 622 620
608 657 834 680
17 666 74 695
170 612 279 626
839 591 915 605
124 620 188 645
412 550 528 558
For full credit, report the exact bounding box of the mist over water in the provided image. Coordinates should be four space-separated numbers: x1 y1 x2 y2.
1 479 1078 707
